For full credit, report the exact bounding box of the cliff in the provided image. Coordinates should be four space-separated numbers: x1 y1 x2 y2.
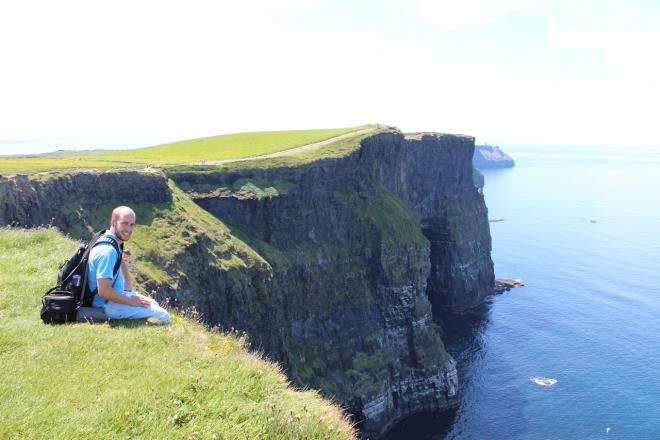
0 130 494 438
473 144 515 170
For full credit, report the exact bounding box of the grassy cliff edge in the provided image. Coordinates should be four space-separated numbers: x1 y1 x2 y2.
0 125 376 176
0 227 356 439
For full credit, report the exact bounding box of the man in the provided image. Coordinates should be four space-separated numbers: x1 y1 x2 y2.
88 205 170 323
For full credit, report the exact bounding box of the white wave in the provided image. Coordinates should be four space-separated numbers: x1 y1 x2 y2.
530 376 557 386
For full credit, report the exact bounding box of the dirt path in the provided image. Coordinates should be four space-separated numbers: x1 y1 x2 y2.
195 127 376 165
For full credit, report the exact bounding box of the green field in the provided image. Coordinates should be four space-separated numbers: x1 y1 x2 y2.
0 126 376 176
0 227 356 439
166 125 394 173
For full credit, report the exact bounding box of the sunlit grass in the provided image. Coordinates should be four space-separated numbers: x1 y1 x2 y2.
0 126 372 176
0 227 356 439
94 126 370 164
0 158 131 175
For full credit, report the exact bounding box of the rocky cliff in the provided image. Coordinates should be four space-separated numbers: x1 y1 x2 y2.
0 130 494 438
473 144 515 169
0 171 170 231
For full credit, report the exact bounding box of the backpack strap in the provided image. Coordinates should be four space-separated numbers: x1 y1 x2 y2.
80 231 124 304
58 230 103 292
93 235 123 276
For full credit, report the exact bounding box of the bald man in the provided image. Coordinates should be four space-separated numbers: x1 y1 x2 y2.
87 206 170 323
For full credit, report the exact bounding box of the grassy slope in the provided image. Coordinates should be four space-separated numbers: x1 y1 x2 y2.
0 126 370 176
0 158 130 176
94 126 370 163
166 125 396 174
0 228 356 439
64 179 270 286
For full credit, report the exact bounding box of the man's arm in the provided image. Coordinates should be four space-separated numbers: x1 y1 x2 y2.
97 278 150 307
120 259 133 292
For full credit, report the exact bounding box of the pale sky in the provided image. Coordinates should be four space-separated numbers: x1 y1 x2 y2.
1 0 659 154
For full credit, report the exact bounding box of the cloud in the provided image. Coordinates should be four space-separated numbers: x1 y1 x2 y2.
388 0 546 31
1 0 659 150
546 21 660 86
0 1 432 141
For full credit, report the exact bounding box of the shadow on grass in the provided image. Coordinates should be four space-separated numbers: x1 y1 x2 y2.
107 318 166 328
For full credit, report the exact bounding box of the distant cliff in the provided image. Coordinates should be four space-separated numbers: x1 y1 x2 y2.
473 144 515 170
0 130 494 438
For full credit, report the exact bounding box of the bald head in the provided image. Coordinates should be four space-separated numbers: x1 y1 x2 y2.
110 206 135 224
109 206 136 242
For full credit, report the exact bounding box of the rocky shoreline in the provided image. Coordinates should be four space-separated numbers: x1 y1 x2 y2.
494 277 525 293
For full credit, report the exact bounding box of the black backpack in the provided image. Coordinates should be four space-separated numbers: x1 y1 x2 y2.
40 230 123 324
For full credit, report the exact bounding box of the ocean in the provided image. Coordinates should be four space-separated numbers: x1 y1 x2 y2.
389 145 660 439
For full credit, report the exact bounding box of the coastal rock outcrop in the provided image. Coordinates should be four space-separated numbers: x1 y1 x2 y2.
473 144 515 170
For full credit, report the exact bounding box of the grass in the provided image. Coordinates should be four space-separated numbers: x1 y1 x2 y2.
335 184 429 250
174 125 396 173
0 158 133 176
164 126 399 180
0 227 356 439
0 126 373 176
95 126 370 164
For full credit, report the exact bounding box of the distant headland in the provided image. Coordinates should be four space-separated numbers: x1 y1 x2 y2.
471 144 515 188
473 144 515 170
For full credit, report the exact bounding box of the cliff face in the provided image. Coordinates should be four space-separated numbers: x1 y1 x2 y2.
473 144 515 170
0 131 494 438
0 171 170 231
170 132 493 435
373 133 494 311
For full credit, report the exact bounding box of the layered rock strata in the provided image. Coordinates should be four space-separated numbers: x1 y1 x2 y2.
0 171 170 230
170 131 493 435
0 130 493 438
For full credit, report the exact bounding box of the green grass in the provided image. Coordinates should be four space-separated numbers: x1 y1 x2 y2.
0 126 373 176
164 125 397 174
335 184 429 250
0 227 356 439
0 158 134 176
214 126 394 171
95 126 370 164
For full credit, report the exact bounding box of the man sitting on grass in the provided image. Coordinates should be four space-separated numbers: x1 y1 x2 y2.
88 205 170 324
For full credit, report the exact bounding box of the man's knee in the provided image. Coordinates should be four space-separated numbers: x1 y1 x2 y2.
157 309 170 324
151 303 170 324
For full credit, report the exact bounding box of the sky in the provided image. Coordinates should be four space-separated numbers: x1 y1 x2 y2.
1 0 659 154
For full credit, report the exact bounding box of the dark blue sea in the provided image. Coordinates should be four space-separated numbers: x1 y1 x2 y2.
391 145 660 439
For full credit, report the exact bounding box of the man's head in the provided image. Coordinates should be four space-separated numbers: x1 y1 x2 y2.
109 206 136 243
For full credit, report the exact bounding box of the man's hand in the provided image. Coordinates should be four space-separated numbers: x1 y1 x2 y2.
120 258 133 291
98 278 151 307
128 295 151 308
